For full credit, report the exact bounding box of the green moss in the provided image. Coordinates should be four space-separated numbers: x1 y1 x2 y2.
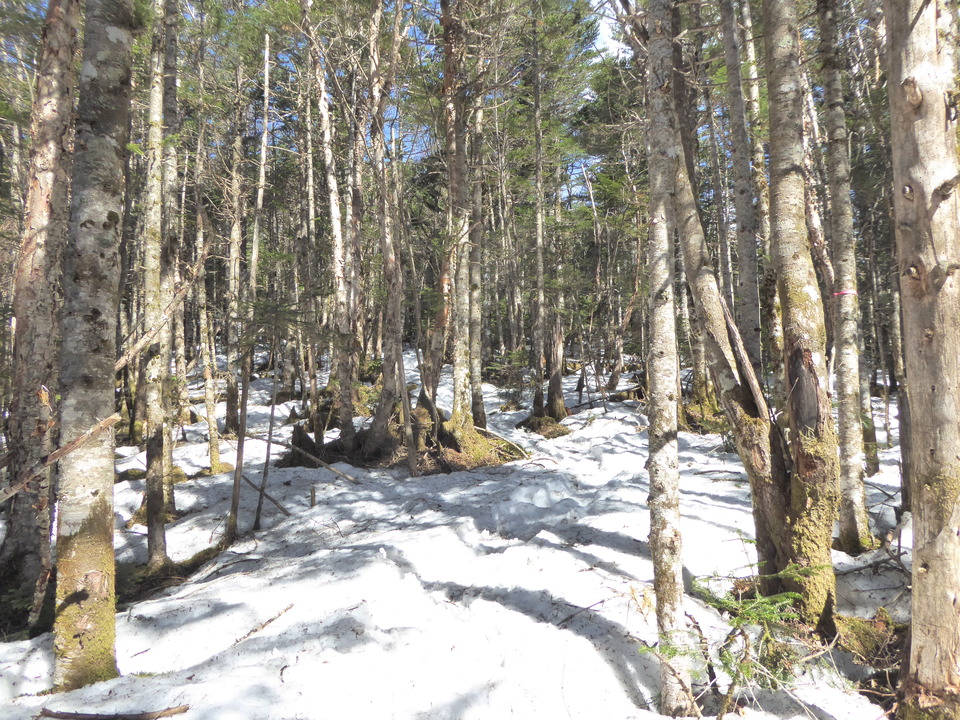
129 420 144 445
900 669 960 720
682 396 728 435
196 461 234 476
116 467 146 484
835 609 898 663
353 382 380 417
116 544 222 609
53 496 120 691
517 414 570 439
169 466 189 484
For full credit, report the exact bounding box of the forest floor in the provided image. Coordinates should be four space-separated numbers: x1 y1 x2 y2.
0 353 906 719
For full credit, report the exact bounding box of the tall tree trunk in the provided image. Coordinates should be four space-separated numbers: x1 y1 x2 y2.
646 1 694 712
365 0 409 456
739 0 781 388
764 0 839 629
530 3 547 419
250 33 270 314
224 65 245 436
885 0 960 714
299 75 321 435
142 0 170 569
160 0 180 515
817 0 871 554
191 21 221 473
303 1 355 451
441 0 478 443
53 0 134 687
0 0 80 633
469 107 488 428
719 0 761 372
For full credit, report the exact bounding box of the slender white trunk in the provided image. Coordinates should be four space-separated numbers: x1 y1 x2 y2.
646 1 693 713
817 0 871 554
143 0 170 568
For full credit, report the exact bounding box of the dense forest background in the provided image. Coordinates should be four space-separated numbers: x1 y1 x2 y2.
1 0 959 715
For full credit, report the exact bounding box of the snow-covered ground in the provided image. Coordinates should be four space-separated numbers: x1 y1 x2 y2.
0 354 905 719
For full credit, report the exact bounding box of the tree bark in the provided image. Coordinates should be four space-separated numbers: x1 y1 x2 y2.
530 4 547 419
224 64 245 436
142 0 171 569
817 0 871 554
739 0 780 389
885 0 960 714
364 0 409 457
54 0 135 687
469 107 488 428
0 0 80 633
646 1 693 712
764 0 839 629
190 25 221 473
719 0 761 372
303 1 356 451
441 0 478 443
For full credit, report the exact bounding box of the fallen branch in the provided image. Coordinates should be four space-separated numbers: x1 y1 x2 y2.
474 425 528 459
232 603 293 646
239 471 291 517
39 705 189 720
0 413 122 506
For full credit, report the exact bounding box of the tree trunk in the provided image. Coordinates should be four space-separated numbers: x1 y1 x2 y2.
469 107 488 428
739 0 780 389
365 0 409 457
646 1 694 712
224 65 245 436
0 0 80 634
703 86 736 313
441 0 478 444
719 0 761 372
142 0 171 569
159 0 180 516
303 0 355 452
885 0 960 714
817 0 871 554
530 4 547 419
190 27 221 473
54 0 134 687
250 32 270 313
764 0 839 629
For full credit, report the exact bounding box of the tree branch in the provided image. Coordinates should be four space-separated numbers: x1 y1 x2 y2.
39 705 189 720
0 413 122 506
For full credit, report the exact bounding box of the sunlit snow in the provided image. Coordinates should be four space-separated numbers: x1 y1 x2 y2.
1 352 906 719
